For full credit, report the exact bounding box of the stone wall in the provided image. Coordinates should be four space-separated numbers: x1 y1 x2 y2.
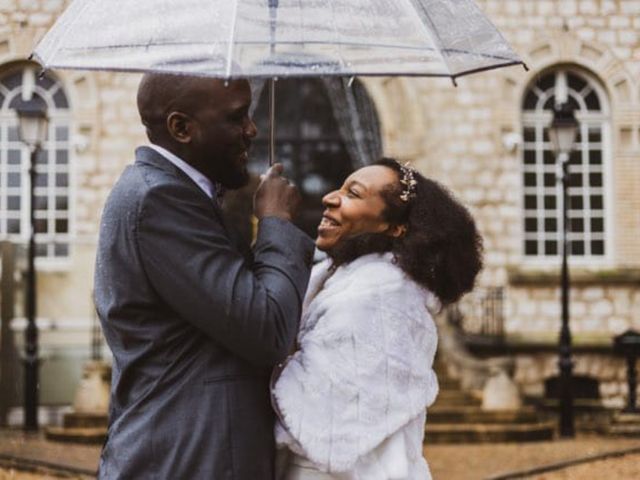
0 0 639 405
514 352 633 409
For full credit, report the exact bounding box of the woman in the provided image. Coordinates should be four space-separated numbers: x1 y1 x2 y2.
272 158 483 479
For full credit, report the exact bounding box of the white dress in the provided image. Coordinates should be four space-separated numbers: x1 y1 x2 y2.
272 253 440 480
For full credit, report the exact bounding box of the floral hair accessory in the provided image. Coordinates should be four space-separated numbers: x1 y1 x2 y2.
398 162 417 203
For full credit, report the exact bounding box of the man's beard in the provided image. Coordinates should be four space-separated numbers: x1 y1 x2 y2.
327 232 394 269
220 165 250 189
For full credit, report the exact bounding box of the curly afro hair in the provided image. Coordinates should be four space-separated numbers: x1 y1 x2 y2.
329 158 483 306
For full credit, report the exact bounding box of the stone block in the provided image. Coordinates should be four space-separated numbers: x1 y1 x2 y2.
582 288 604 301
591 299 614 316
618 30 638 45
28 12 51 26
0 0 15 11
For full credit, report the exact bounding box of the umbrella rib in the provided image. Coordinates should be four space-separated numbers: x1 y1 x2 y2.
225 0 240 79
405 0 453 76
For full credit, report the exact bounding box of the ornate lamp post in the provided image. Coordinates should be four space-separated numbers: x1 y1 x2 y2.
15 99 48 431
548 102 579 438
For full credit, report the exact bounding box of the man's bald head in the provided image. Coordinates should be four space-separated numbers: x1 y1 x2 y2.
135 72 256 189
137 73 226 144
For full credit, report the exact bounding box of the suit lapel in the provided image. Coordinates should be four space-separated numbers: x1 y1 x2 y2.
135 146 227 225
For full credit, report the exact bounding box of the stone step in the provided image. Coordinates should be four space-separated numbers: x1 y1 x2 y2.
612 412 640 424
432 391 481 407
437 377 460 390
45 426 107 444
63 411 108 429
538 398 607 412
424 421 556 444
607 424 640 437
428 406 539 424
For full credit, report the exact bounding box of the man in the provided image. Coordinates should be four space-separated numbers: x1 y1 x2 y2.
94 73 314 479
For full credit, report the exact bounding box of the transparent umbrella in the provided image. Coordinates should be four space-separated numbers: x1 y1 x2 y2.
33 0 526 163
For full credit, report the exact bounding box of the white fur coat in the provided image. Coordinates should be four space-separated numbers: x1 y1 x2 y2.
273 253 440 478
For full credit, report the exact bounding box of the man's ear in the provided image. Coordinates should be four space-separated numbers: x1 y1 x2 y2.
166 112 193 144
386 224 407 238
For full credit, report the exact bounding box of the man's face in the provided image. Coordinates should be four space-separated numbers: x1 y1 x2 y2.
187 79 257 189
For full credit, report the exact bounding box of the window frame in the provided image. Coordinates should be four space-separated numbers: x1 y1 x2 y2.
519 66 613 267
0 66 74 270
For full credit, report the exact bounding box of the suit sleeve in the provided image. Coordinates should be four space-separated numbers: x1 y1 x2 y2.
136 181 314 367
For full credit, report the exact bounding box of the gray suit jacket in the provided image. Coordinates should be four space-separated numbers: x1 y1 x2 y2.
94 147 314 479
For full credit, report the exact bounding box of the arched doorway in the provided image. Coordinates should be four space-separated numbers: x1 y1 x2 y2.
223 78 381 242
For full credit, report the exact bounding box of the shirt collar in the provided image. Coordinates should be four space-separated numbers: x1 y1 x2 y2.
148 144 217 201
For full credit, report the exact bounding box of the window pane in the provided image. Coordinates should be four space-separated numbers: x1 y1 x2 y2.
544 196 556 209
543 97 555 110
569 173 583 187
54 243 69 257
523 127 535 142
525 195 537 209
590 195 603 209
8 149 21 165
524 150 536 164
2 72 22 89
8 126 19 141
544 173 555 187
589 173 603 187
589 150 602 165
8 173 20 187
545 218 558 232
7 196 20 210
56 173 69 187
588 130 601 142
55 126 69 141
7 219 20 233
571 241 585 255
591 218 604 232
536 74 555 92
34 196 48 210
545 240 558 255
35 219 48 233
55 219 68 233
35 150 47 165
543 150 555 165
570 218 584 232
35 243 47 257
523 91 538 110
55 196 68 211
524 172 536 186
568 73 587 93
35 173 48 187
525 218 537 231
569 196 583 209
56 149 68 165
525 240 538 255
591 240 604 255
36 75 55 90
52 89 69 109
584 91 600 110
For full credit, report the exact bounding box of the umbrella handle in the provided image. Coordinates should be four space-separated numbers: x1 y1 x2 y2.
269 77 276 166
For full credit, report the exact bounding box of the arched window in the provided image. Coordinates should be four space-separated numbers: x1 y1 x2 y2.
249 78 381 237
521 68 609 261
0 64 72 260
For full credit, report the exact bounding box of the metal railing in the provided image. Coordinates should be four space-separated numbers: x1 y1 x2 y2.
447 287 505 340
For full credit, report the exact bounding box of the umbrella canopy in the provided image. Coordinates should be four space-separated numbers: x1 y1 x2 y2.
33 0 524 81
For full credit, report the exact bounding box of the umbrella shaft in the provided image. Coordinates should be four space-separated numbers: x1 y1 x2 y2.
269 78 276 166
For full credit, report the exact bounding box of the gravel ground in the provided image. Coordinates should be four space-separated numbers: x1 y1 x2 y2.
1 430 639 479
425 436 640 480
532 453 640 480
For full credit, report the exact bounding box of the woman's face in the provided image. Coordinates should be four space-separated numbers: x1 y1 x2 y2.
316 165 399 252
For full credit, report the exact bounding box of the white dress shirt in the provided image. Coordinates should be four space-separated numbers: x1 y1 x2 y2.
148 144 217 201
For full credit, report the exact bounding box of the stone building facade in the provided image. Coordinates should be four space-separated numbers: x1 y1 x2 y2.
0 0 638 411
